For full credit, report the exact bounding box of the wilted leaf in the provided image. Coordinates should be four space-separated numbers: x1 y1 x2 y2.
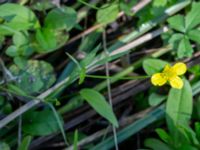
9 60 56 94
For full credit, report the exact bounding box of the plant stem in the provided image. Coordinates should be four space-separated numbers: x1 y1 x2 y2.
86 74 149 80
103 30 119 150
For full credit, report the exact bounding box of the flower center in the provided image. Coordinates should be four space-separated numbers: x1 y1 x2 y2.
161 68 176 80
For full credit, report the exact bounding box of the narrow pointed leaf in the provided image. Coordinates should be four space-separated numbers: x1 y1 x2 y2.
80 89 118 127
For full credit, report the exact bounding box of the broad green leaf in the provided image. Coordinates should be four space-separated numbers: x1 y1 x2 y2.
143 58 168 76
97 3 119 24
156 128 171 143
187 29 200 44
45 6 77 31
167 15 185 32
6 44 34 58
13 31 29 47
148 93 166 106
9 60 56 94
178 36 193 58
80 88 118 127
169 33 184 48
0 141 10 150
17 136 32 150
166 79 193 135
0 3 40 35
6 45 18 57
14 57 27 69
145 138 171 150
185 2 200 30
23 109 62 136
36 27 57 52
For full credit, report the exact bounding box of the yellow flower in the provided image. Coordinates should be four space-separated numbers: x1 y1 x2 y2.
151 62 187 89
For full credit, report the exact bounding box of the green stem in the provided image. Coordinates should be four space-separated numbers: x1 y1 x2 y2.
46 103 69 146
86 74 149 80
78 0 101 10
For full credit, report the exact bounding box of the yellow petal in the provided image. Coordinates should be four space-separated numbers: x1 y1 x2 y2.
151 73 167 86
169 76 183 89
172 62 187 75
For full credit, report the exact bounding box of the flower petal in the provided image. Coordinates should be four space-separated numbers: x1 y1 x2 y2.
169 76 183 89
172 62 187 75
151 73 167 86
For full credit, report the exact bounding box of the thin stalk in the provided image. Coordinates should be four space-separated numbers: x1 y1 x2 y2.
78 0 102 10
46 103 69 146
86 74 149 80
103 30 119 150
18 102 22 147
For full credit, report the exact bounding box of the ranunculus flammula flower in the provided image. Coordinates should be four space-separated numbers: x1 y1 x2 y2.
151 62 187 89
